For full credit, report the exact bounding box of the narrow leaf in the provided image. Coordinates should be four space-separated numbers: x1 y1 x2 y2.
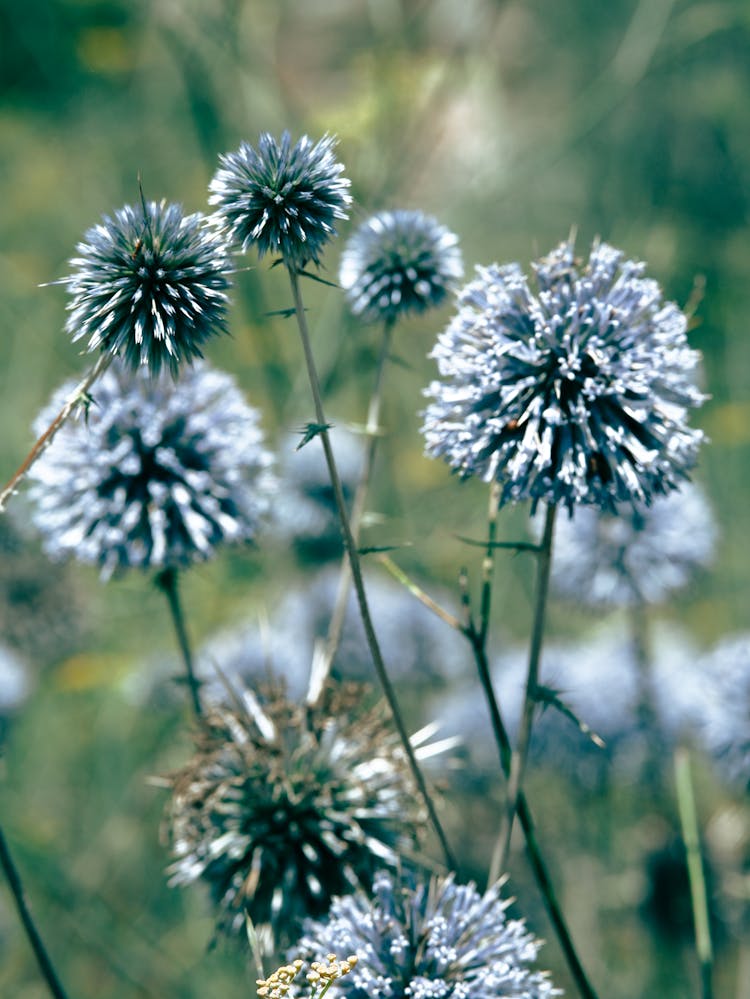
296 422 333 450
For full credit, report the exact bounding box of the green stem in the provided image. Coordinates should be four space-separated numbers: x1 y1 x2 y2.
286 265 456 871
309 318 395 702
674 748 714 999
496 502 557 877
156 567 203 721
0 825 70 999
0 352 113 514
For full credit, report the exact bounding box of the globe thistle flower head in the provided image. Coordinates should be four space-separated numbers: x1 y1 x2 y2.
63 199 232 376
699 634 750 789
339 210 463 324
209 132 351 268
29 361 275 579
296 870 561 999
548 481 717 607
423 238 706 513
163 683 427 946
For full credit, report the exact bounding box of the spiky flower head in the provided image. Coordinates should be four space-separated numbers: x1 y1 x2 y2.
548 481 717 607
29 361 275 579
699 634 750 789
163 683 427 946
296 870 561 999
62 199 232 376
339 210 463 324
209 132 351 268
423 238 706 512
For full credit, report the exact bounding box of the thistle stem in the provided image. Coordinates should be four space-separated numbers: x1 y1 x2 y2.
0 825 70 999
310 318 395 700
156 567 203 721
674 748 714 999
286 265 455 871
0 352 113 514
496 502 557 877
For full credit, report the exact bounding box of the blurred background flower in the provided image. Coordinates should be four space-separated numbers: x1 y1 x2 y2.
0 645 32 728
430 619 703 787
0 514 84 668
698 634 750 791
547 481 718 608
272 427 363 566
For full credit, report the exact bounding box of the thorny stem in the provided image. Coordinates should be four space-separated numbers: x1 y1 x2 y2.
287 265 456 871
0 825 70 999
377 552 600 999
309 318 395 701
674 748 714 999
156 567 203 721
0 352 113 513
495 503 557 882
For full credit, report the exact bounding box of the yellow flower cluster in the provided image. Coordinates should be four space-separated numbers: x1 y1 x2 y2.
256 954 358 999
306 953 358 994
257 959 304 999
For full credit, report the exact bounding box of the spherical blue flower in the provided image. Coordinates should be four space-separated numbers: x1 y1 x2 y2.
548 481 717 607
209 132 351 268
699 634 750 789
339 210 463 324
29 361 275 579
296 870 561 999
62 199 233 376
164 685 428 945
422 239 706 512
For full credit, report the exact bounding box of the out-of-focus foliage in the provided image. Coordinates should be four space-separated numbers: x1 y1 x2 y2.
2 2 749 998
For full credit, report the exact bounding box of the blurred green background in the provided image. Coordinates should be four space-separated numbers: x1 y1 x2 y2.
1 1 749 997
